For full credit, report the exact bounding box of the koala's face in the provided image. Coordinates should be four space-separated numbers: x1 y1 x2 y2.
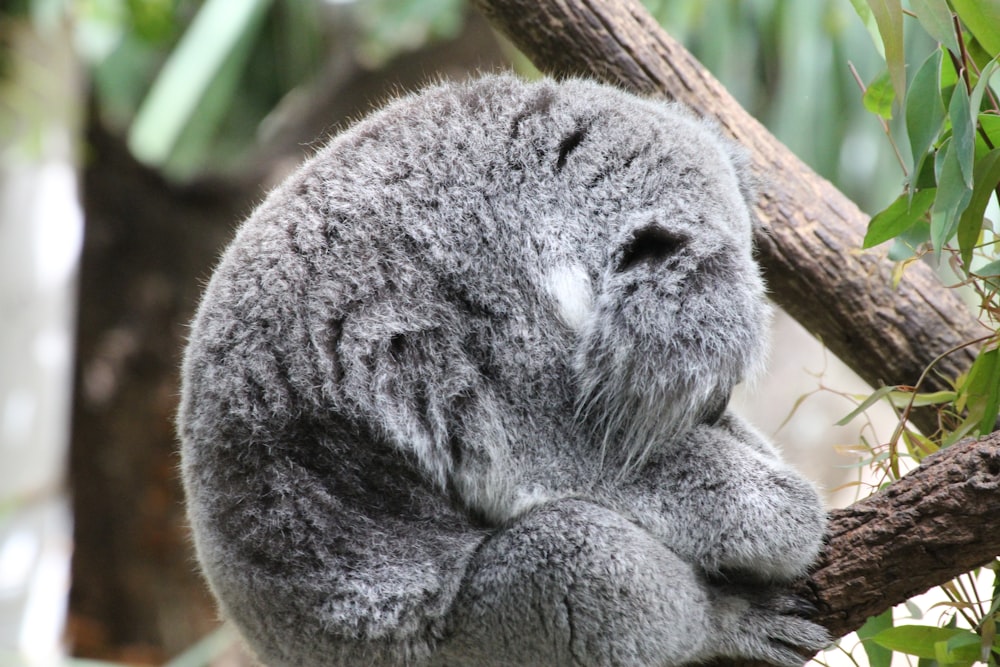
476 80 771 471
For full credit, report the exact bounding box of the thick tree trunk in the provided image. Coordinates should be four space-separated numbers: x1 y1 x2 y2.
472 0 985 438
69 120 244 662
470 0 1000 650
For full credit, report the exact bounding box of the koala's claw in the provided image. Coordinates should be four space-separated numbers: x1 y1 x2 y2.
770 592 820 617
714 589 830 667
740 615 830 667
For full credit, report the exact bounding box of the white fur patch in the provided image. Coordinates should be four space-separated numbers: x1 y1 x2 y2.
545 264 593 331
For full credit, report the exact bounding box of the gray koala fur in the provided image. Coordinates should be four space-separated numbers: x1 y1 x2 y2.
178 74 829 667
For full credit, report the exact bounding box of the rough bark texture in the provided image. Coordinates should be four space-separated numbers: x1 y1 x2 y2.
473 0 985 438
811 434 1000 637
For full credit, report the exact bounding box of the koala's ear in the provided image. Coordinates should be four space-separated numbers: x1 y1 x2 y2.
721 138 766 231
689 111 764 231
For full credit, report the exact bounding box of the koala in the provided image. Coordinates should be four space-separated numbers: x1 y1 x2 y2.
178 74 829 667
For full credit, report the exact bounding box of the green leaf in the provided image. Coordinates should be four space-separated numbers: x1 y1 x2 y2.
949 77 976 188
895 390 957 407
867 0 906 101
871 625 982 663
888 219 932 261
977 259 1000 276
931 137 974 256
127 0 273 166
940 50 960 107
849 0 885 56
906 49 946 180
858 611 895 667
910 0 961 55
865 189 937 247
951 0 1000 57
864 69 896 119
837 385 897 425
981 114 1000 146
902 429 938 460
958 148 1000 268
941 630 984 665
969 58 1000 116
964 346 1000 435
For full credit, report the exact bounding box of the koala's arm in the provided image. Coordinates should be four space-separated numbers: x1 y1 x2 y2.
433 498 828 667
608 413 828 583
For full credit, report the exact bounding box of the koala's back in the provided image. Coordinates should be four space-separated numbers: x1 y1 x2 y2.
178 77 563 663
178 75 768 665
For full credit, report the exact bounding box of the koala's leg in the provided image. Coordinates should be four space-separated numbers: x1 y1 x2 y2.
432 499 827 667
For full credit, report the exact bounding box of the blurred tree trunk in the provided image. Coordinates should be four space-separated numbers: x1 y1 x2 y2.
69 119 243 662
67 12 508 663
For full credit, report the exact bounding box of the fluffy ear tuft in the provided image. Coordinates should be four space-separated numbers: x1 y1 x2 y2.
692 116 766 233
714 135 767 234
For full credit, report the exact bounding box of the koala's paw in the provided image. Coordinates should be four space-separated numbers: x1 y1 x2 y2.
713 589 831 667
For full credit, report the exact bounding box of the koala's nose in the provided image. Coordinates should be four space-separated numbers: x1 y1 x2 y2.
616 225 687 273
698 390 731 426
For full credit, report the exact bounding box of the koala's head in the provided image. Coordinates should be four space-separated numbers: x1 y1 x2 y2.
518 80 770 473
188 75 769 493
363 76 770 475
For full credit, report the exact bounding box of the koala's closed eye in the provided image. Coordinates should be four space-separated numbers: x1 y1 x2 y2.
556 126 587 170
616 225 687 272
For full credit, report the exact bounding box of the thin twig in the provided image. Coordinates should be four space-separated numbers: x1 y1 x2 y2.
848 61 908 174
887 334 995 460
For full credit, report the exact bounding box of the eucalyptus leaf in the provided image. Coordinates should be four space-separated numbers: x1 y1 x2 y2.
837 385 898 426
906 50 945 181
950 0 1000 57
940 50 959 107
949 77 975 188
864 189 936 247
848 0 885 56
969 57 999 118
888 219 932 261
981 114 1000 146
958 148 1000 268
961 346 1000 435
976 259 1000 277
858 611 894 667
871 625 982 662
910 0 961 55
864 69 895 119
931 135 974 256
866 0 905 101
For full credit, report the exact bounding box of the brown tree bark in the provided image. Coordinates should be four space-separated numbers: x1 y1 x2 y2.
811 434 1000 637
472 0 985 438
470 0 1000 652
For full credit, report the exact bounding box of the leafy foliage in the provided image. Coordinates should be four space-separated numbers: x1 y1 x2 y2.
82 0 468 179
847 2 1000 665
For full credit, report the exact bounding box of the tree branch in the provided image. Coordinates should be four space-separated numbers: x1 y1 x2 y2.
810 434 1000 637
471 0 985 437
